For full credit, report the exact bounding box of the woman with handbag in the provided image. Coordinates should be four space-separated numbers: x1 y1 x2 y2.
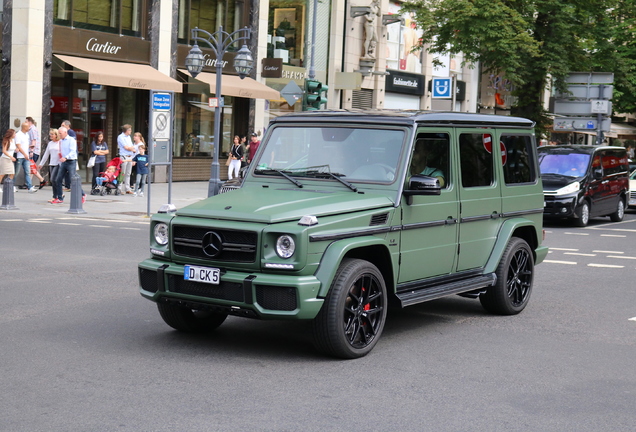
90 131 109 190
37 129 62 202
0 129 17 191
228 135 243 180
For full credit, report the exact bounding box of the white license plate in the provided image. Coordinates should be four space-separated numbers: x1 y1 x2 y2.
184 265 220 285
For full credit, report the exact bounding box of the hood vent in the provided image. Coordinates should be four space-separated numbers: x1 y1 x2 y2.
370 213 389 226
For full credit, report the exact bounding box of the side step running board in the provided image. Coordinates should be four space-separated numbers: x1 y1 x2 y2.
395 273 496 308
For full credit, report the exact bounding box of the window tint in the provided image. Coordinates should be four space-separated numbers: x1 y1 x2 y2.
410 133 450 188
602 151 628 176
501 135 536 184
460 133 493 187
54 0 142 36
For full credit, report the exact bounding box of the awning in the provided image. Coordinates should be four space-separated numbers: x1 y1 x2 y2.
180 69 280 100
56 54 182 93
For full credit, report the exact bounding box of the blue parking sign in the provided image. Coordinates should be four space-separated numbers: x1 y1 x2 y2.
432 78 452 98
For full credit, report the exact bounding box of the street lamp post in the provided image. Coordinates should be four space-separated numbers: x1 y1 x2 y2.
185 26 254 197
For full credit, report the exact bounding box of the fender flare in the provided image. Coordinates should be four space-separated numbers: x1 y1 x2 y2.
484 218 538 274
314 236 391 298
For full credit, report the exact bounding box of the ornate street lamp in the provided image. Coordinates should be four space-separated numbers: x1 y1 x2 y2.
185 26 253 197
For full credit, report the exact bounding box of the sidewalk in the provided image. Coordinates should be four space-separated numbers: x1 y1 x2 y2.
0 181 210 221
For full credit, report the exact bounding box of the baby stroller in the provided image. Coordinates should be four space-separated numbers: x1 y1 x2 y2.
91 157 122 196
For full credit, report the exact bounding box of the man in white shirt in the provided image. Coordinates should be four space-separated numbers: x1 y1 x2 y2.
15 122 37 193
117 124 135 194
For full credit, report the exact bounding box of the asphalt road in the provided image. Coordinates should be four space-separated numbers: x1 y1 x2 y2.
1 211 635 431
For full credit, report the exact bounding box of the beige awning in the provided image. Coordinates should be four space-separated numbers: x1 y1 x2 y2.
180 69 280 100
56 55 182 93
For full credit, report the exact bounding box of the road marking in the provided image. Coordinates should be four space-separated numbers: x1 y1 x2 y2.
564 252 596 256
607 255 636 260
58 222 80 226
549 247 579 251
586 228 636 233
89 225 111 228
26 219 52 223
588 263 624 268
593 250 623 254
0 219 23 222
544 260 577 265
120 227 141 231
600 234 627 238
629 317 636 322
564 232 589 236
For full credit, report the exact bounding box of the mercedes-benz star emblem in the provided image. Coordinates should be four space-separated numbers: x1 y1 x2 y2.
202 231 223 257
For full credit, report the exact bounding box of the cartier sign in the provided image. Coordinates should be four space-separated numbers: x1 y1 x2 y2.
85 38 122 55
53 26 151 63
261 58 283 78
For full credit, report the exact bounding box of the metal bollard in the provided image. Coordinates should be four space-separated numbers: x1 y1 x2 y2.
0 177 19 210
67 172 86 214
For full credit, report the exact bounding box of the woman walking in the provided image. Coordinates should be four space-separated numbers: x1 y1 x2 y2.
37 129 62 202
0 129 17 191
228 135 243 180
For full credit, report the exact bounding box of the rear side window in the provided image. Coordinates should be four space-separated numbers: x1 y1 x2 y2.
501 135 536 184
601 150 628 176
460 133 493 187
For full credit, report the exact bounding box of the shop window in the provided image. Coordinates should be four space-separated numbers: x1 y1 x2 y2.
267 2 306 67
177 0 245 43
54 0 144 37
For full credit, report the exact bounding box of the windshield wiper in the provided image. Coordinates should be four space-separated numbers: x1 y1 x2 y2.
254 168 303 188
304 170 358 192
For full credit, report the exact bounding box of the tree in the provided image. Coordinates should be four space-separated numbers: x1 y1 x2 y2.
401 0 628 135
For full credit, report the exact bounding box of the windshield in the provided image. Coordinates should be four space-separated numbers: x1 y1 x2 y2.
538 152 591 177
253 126 405 183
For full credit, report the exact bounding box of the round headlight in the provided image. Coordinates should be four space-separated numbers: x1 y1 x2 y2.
154 223 169 245
275 235 295 259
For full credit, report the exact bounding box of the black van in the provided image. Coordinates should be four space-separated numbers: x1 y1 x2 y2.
538 145 629 226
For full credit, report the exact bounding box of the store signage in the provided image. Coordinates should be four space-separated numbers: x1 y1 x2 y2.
152 93 172 111
85 37 122 55
262 58 283 78
385 70 424 96
432 77 452 98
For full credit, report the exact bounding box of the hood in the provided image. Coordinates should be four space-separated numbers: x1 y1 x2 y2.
541 174 584 191
176 185 395 223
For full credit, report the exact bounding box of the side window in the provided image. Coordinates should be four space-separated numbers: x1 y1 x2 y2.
410 133 450 188
459 133 493 187
602 151 627 176
501 135 536 185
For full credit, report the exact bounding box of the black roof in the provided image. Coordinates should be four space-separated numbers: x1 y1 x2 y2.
270 110 535 129
538 145 626 155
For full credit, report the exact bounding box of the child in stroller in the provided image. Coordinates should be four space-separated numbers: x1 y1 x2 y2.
91 157 122 196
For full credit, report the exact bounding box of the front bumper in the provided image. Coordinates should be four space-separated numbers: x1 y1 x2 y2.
138 258 324 320
543 194 578 218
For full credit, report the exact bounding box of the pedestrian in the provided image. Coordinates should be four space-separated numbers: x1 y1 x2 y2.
52 126 84 204
228 135 243 179
240 135 248 168
130 131 144 193
117 124 135 194
26 117 41 163
15 122 38 193
37 129 62 202
0 129 17 192
132 144 149 197
90 131 109 190
246 132 260 165
60 120 75 190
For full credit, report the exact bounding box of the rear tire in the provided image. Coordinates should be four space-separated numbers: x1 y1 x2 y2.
574 201 590 227
312 259 387 359
480 237 534 315
609 197 625 222
157 302 227 333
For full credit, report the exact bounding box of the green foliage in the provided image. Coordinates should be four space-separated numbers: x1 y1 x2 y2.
401 0 635 135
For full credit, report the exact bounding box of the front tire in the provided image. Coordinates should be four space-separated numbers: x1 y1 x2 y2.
157 302 228 333
313 259 387 359
609 197 625 222
574 201 590 227
480 237 534 315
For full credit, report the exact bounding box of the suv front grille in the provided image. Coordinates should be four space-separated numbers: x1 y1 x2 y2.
173 225 257 262
167 274 244 302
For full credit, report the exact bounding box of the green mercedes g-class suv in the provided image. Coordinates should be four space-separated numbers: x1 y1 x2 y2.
139 111 547 358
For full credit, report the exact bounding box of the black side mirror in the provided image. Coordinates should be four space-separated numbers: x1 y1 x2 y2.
593 168 603 180
404 174 441 204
